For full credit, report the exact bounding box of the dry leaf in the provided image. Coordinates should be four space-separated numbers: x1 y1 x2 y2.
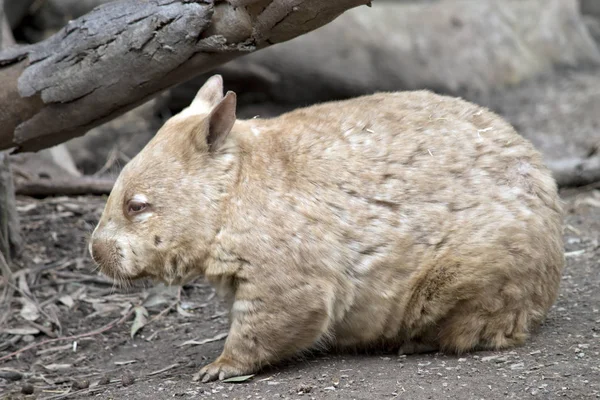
3 327 40 335
130 306 148 338
20 298 40 322
176 304 194 318
70 286 87 300
58 295 74 308
43 303 62 336
222 374 255 383
142 294 170 308
565 249 586 258
43 363 72 371
91 303 120 314
17 274 32 297
114 360 137 366
143 284 178 308
179 301 208 311
16 204 38 213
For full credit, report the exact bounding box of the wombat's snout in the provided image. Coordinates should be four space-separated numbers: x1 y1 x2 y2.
89 236 121 277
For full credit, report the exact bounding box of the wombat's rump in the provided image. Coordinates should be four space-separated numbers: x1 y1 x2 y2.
90 75 564 382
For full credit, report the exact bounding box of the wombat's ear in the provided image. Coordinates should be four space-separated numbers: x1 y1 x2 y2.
206 91 237 152
188 75 225 114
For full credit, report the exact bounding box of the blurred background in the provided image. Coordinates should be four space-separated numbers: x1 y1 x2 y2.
5 0 600 191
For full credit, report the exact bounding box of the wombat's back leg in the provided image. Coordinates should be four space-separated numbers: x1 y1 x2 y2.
197 278 332 382
400 254 555 354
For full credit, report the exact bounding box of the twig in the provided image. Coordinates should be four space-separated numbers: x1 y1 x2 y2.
147 363 180 377
144 286 181 326
0 307 135 363
26 320 57 338
92 147 120 177
15 258 74 277
29 277 114 290
0 250 14 329
40 385 109 400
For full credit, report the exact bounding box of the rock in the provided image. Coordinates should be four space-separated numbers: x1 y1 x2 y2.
171 0 600 111
98 375 110 385
21 383 34 395
121 371 135 387
483 68 600 187
72 379 90 390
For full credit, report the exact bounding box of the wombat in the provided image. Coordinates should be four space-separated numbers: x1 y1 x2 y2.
90 75 564 382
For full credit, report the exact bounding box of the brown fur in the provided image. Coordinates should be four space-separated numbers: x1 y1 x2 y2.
90 75 564 382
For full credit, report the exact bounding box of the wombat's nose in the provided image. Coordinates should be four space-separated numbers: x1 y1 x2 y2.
90 239 109 265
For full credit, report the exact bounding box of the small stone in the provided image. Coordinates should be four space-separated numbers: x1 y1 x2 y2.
73 380 90 390
0 370 23 381
481 355 500 362
21 383 34 395
121 372 135 387
510 362 524 370
297 384 313 394
22 335 35 343
98 375 111 385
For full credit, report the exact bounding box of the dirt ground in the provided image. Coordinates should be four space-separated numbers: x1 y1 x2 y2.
0 182 597 400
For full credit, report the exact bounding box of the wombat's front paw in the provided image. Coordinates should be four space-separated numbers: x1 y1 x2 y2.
195 357 250 383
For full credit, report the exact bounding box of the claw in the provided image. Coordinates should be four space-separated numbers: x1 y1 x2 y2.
195 358 250 383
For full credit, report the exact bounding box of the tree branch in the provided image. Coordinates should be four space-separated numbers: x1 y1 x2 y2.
0 0 368 153
14 176 115 196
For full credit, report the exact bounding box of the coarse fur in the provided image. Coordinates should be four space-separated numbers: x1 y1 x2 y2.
90 75 564 382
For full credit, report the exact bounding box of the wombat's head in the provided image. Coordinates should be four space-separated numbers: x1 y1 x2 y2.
89 75 238 285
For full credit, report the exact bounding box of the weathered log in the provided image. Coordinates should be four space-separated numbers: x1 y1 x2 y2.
0 0 369 153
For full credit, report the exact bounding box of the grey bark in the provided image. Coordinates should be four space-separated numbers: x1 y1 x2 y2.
0 0 369 153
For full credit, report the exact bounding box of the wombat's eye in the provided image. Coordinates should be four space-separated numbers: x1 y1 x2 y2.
126 199 148 216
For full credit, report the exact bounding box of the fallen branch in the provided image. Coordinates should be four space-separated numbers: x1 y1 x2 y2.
14 176 115 196
0 0 369 153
